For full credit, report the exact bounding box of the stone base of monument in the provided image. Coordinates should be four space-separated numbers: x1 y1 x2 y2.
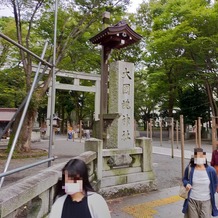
85 137 157 198
99 180 157 199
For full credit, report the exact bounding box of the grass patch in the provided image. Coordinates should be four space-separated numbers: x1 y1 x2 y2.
0 149 48 159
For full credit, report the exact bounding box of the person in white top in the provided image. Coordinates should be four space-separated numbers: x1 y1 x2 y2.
182 148 218 217
49 158 111 218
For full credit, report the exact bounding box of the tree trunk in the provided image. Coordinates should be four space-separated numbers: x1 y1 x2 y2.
143 119 146 131
9 107 37 152
167 66 174 117
205 80 218 117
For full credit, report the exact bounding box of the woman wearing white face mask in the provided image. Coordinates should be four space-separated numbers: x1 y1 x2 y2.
182 148 218 218
49 158 111 218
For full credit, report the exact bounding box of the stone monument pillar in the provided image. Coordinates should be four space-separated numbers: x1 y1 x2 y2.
85 60 157 198
106 61 134 149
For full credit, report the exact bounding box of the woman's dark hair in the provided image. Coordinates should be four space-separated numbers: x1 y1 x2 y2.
189 157 194 167
189 148 208 167
194 147 206 155
62 158 95 193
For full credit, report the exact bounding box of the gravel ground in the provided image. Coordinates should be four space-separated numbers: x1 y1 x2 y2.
152 154 190 190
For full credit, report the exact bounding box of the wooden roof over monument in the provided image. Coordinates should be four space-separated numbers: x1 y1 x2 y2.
89 20 142 49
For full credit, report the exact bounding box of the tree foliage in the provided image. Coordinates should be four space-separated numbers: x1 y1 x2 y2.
0 67 25 108
178 85 210 125
135 0 218 124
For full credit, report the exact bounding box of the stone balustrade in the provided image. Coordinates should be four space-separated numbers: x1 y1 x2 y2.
0 151 97 218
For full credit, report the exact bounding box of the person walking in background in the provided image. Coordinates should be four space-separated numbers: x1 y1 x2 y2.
182 148 218 218
67 126 73 140
211 145 218 174
49 158 111 218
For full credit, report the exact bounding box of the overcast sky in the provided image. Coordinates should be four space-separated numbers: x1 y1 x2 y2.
0 6 12 17
0 0 143 17
129 0 143 13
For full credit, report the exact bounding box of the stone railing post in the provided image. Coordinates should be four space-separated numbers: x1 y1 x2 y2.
85 139 103 180
135 137 152 172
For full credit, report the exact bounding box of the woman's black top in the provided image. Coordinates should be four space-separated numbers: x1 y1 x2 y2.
61 195 92 218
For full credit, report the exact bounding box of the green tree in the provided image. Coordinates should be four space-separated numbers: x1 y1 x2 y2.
178 85 210 125
136 0 218 122
134 70 160 129
0 67 25 108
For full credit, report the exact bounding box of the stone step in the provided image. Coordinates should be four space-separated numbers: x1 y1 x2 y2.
99 179 157 198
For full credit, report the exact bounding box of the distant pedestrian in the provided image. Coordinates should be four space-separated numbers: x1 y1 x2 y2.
85 129 90 139
67 126 73 140
57 127 60 135
49 158 111 218
182 148 218 218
